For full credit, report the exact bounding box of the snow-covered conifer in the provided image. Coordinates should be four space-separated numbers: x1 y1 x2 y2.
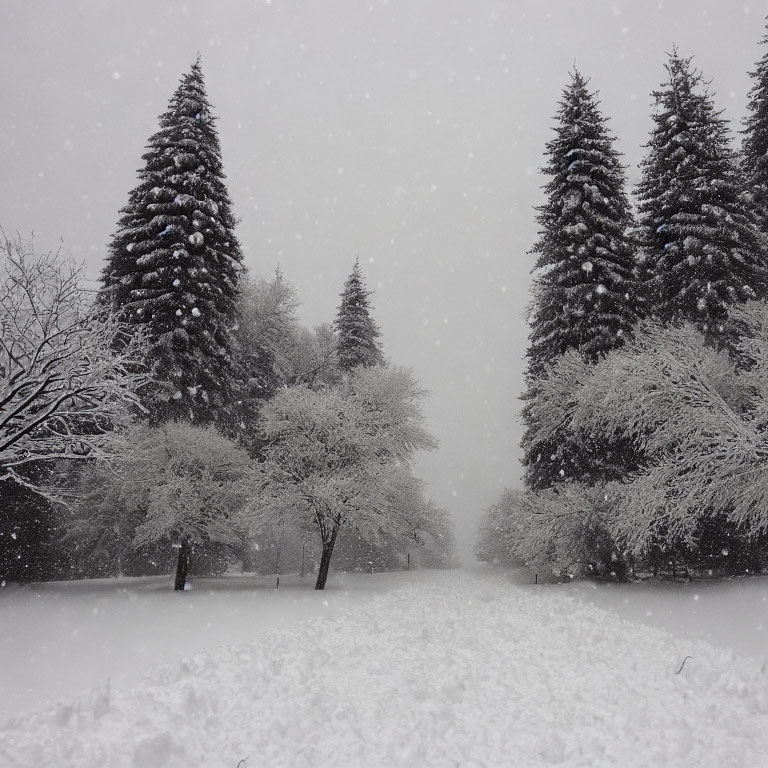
742 24 768 237
522 70 638 490
334 258 384 371
102 57 243 423
635 50 766 338
526 69 638 378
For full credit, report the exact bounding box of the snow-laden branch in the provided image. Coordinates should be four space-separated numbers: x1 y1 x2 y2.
0 232 151 490
256 366 436 588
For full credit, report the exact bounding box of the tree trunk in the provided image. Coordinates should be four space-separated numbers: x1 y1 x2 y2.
315 526 340 590
174 536 192 591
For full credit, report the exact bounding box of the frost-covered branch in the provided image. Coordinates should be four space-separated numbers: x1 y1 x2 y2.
257 366 436 588
0 232 151 491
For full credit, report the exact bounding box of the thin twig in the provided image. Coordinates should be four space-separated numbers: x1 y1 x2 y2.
675 655 693 675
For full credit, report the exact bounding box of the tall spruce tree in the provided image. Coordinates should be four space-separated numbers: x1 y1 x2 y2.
522 70 639 490
635 50 766 340
742 24 768 238
102 57 242 423
334 258 384 371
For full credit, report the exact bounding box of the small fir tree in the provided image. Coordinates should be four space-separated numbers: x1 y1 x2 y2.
102 57 243 423
635 50 767 340
334 258 384 371
742 23 768 237
522 70 639 490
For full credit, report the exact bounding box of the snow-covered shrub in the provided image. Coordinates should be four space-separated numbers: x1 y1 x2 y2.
522 306 768 572
488 306 768 576
478 485 626 579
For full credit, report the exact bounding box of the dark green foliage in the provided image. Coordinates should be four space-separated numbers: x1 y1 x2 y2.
102 57 243 424
692 514 767 576
521 425 642 492
333 528 406 572
0 475 69 584
334 258 384 371
219 271 299 457
635 50 767 340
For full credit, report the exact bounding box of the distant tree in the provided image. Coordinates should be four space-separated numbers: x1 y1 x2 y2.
284 324 340 389
477 484 623 579
475 495 523 568
742 23 768 237
635 50 766 341
333 472 456 572
236 268 299 391
401 496 458 569
522 70 638 490
222 269 300 455
258 366 436 589
234 270 338 390
334 258 384 371
102 57 243 424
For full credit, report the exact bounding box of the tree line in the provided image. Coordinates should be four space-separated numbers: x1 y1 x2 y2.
477 32 768 580
0 58 455 591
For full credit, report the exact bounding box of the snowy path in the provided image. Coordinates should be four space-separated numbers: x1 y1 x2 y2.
2 568 768 767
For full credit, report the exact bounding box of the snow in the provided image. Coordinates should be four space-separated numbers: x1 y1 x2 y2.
2 568 767 767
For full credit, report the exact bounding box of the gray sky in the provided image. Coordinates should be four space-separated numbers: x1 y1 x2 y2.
0 1 762 559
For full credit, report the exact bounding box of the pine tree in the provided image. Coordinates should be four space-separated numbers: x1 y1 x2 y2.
334 258 384 371
526 70 638 379
742 24 768 237
635 50 767 339
522 70 639 490
102 57 243 423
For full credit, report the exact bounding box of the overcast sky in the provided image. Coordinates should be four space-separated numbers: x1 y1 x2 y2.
0 1 763 558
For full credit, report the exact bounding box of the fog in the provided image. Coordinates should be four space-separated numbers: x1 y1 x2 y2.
0 0 761 558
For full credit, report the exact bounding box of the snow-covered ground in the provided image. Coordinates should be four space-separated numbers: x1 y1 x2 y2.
2 567 768 767
0 570 411 720
563 573 768 660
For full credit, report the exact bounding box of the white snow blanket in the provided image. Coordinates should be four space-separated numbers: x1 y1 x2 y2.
1 568 767 767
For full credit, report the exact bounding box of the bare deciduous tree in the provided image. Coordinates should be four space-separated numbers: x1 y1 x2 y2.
0 232 150 494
